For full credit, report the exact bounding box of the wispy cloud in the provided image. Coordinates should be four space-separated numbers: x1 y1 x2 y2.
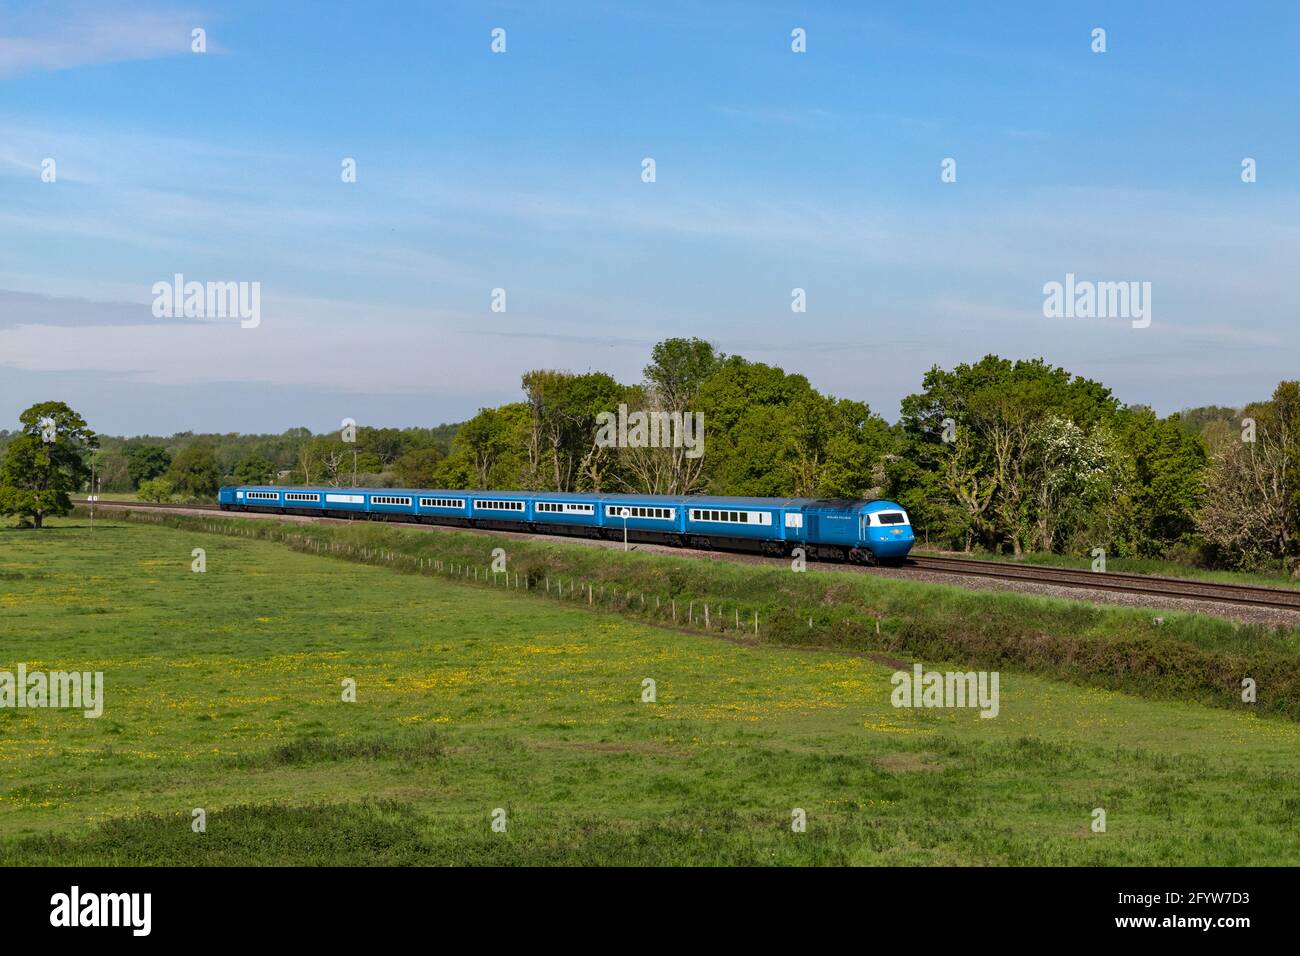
0 6 211 77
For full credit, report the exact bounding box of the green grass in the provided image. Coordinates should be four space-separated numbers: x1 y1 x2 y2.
1 518 1298 865
78 507 1300 720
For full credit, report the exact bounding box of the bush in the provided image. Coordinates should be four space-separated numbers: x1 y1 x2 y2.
136 478 174 502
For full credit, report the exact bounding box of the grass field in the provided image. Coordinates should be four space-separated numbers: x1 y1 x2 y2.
2 517 1298 865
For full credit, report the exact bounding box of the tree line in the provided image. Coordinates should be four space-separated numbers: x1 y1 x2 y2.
2 340 1295 572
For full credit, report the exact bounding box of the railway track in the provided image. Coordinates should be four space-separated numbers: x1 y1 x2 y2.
81 499 221 512
909 554 1300 611
75 499 1300 612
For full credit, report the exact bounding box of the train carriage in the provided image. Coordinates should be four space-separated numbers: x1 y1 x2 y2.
415 493 469 522
529 496 598 531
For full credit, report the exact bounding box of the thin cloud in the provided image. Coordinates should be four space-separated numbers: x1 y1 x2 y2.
0 7 214 77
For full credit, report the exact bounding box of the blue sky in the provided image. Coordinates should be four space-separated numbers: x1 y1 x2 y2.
1 0 1298 435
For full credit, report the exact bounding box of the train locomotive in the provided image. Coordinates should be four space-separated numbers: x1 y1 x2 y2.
217 486 915 564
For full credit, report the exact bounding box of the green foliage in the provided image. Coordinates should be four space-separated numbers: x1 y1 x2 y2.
136 477 174 502
166 444 221 499
437 403 526 488
89 426 457 492
392 446 445 487
889 356 1205 558
233 454 276 485
1110 407 1207 556
125 444 171 487
96 451 134 492
0 401 97 528
643 336 724 410
1197 381 1300 569
696 357 891 497
357 427 409 468
521 369 627 490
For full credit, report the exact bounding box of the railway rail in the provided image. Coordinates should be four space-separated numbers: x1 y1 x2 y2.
75 499 1300 612
908 554 1300 611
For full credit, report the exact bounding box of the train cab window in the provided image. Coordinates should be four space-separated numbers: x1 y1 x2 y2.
877 512 906 524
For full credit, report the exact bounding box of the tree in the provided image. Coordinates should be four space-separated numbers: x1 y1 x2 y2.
1196 382 1299 568
1112 407 1207 556
643 337 724 412
126 445 171 488
296 441 318 485
451 405 529 488
635 338 724 494
97 452 133 492
233 454 276 485
166 444 221 499
393 447 445 487
693 357 890 499
891 356 1121 553
358 427 408 468
0 401 97 528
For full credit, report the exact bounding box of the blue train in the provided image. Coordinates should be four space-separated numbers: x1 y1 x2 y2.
217 486 915 564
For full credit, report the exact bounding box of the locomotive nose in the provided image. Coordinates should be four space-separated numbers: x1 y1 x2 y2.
864 508 914 559
870 528 915 558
